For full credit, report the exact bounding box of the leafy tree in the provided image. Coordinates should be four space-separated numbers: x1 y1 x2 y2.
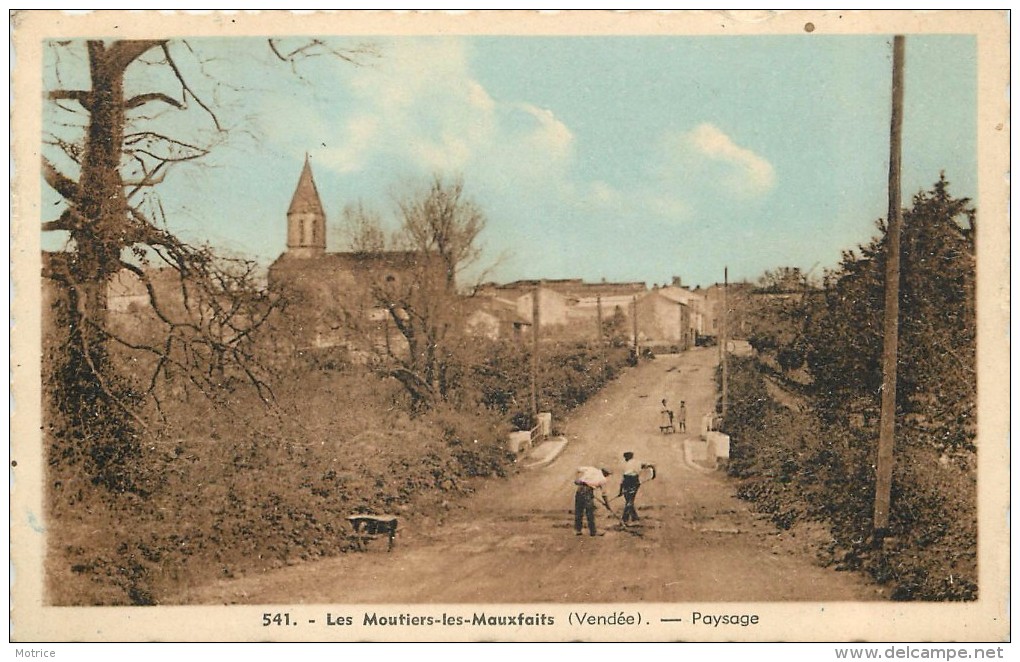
805 175 975 448
756 266 814 293
745 267 819 375
603 305 629 347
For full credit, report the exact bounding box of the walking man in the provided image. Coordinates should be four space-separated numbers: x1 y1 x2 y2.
619 452 644 523
574 466 611 536
677 400 687 432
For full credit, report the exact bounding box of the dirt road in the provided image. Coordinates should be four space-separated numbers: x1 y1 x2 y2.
180 347 879 604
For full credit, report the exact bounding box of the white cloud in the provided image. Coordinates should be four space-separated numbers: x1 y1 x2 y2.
516 103 574 160
688 123 775 192
256 42 769 235
646 193 690 218
589 181 620 206
276 38 574 185
467 80 496 112
572 123 774 226
662 123 776 196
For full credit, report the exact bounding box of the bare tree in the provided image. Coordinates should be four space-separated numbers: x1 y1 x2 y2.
341 201 388 253
337 175 488 410
396 175 486 290
41 38 374 487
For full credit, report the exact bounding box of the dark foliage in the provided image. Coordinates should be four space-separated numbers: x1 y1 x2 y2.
806 175 975 447
725 356 976 600
467 339 631 431
43 277 142 494
725 177 977 601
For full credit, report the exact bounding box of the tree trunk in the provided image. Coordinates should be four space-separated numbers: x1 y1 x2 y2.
72 41 131 337
49 41 163 491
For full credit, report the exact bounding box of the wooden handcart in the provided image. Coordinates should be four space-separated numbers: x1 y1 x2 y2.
659 409 676 434
346 514 398 552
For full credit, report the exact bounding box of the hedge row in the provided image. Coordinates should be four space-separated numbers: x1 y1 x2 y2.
724 356 977 601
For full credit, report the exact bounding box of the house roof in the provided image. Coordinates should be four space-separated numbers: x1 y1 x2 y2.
477 278 647 299
287 155 326 218
467 295 532 325
656 285 706 307
270 250 427 271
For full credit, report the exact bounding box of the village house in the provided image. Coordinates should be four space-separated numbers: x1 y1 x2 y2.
634 289 693 351
464 296 531 341
475 279 643 343
658 277 706 337
474 277 707 351
702 280 754 342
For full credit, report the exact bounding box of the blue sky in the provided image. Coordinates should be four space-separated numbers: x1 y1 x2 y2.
42 34 977 288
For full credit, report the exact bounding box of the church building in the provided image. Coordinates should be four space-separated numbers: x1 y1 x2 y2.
283 155 328 259
268 157 424 351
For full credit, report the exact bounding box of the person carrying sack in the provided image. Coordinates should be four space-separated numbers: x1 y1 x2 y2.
574 466 611 536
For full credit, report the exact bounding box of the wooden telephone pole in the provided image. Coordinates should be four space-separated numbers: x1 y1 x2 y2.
874 35 906 535
721 266 729 422
631 295 639 359
596 294 606 377
531 283 541 417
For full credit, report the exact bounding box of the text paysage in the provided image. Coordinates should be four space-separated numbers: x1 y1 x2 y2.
691 611 760 627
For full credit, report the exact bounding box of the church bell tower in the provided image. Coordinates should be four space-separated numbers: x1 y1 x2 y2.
286 154 327 258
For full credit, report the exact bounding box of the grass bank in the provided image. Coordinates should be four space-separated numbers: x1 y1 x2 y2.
45 341 633 604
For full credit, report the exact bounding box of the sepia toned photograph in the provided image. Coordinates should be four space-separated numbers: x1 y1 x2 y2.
9 9 1010 645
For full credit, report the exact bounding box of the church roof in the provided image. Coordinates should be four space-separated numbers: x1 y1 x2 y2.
268 249 434 274
288 155 326 218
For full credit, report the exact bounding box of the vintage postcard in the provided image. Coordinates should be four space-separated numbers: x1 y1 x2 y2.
9 10 1010 645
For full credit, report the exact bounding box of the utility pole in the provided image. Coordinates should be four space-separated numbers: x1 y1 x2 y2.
721 266 729 422
531 282 541 417
718 291 724 361
631 295 639 359
678 301 684 351
596 294 606 377
874 35 906 536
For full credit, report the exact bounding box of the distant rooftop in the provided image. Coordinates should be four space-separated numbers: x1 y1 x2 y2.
479 279 648 297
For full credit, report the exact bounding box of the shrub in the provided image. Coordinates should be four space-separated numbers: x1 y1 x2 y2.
465 339 631 430
723 357 976 601
46 334 634 604
46 366 518 604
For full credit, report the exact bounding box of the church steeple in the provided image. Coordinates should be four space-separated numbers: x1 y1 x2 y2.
286 154 327 258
